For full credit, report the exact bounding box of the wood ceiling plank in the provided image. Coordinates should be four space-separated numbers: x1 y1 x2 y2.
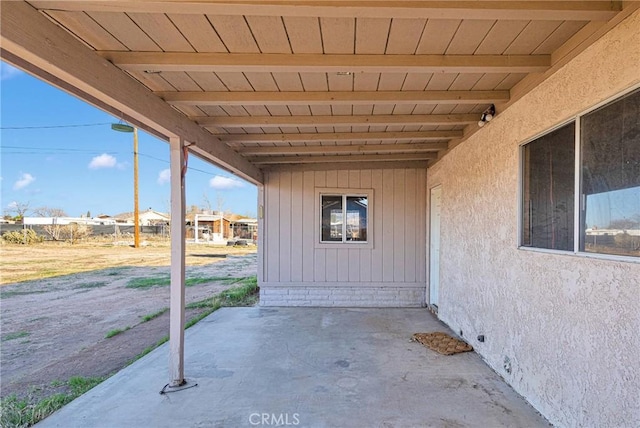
328 73 354 91
199 105 229 116
206 15 259 53
504 21 562 54
471 73 509 90
386 18 426 54
243 105 271 116
391 105 416 115
402 73 432 91
474 20 529 54
88 11 160 51
412 105 437 114
449 73 484 90
331 105 353 116
168 14 227 52
416 19 460 54
425 73 458 90
446 20 495 54
215 72 253 91
221 130 462 143
495 73 528 90
33 2 621 21
126 70 175 91
246 16 291 54
352 105 374 116
244 72 279 91
248 153 437 165
221 106 249 116
309 105 332 116
45 11 127 50
161 71 200 91
378 73 406 91
239 142 448 155
265 105 291 116
320 17 355 54
188 72 227 91
283 17 323 53
128 13 193 52
355 18 391 54
172 104 205 117
354 73 380 91
374 105 398 115
287 105 312 116
300 73 328 91
273 72 304 91
532 21 588 54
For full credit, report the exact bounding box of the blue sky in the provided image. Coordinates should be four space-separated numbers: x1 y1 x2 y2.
1 61 257 218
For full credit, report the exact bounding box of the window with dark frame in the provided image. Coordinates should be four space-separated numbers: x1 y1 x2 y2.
321 194 368 243
521 88 640 258
522 123 575 251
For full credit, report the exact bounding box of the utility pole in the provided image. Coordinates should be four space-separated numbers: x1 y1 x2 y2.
112 123 140 248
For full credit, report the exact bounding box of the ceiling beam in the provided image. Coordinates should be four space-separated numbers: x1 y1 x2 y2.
247 153 438 164
196 114 478 128
0 1 263 184
263 160 430 172
100 52 550 74
220 131 461 144
30 1 621 21
159 91 509 106
238 142 449 156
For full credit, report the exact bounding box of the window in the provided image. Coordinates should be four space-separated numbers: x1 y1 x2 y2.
317 189 371 246
522 123 575 251
521 88 640 258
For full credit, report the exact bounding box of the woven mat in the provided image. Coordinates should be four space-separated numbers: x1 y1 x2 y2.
411 332 473 355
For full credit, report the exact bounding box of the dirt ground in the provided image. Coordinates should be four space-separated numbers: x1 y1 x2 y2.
0 240 257 401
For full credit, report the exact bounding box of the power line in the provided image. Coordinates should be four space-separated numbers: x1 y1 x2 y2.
0 122 112 130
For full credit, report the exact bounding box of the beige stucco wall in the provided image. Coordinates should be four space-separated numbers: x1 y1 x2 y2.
428 10 640 428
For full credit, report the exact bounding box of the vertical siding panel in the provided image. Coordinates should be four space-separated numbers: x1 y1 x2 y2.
417 168 427 283
302 170 315 282
371 169 384 282
314 171 327 282
279 171 292 282
266 172 280 283
348 170 361 282
326 170 338 187
360 170 372 282
393 169 405 282
291 171 304 282
382 169 395 282
405 169 417 282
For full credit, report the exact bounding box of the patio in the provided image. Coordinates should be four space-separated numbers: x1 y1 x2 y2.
36 307 547 427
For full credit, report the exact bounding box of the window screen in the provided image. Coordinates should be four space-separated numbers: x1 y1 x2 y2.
522 123 575 251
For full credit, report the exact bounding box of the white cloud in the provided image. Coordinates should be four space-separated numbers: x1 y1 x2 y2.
7 201 18 210
1 63 23 81
209 175 244 190
13 173 35 190
88 153 117 169
157 169 171 185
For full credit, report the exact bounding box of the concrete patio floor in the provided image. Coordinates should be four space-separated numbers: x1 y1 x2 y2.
37 308 548 428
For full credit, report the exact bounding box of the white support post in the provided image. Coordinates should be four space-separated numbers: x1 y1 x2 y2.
169 136 186 387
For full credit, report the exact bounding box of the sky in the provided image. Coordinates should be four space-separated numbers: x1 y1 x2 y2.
0 61 257 219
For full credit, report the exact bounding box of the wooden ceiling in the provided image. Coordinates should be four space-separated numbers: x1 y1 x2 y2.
2 1 637 183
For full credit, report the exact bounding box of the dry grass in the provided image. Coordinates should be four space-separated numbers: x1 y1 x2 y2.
0 239 256 285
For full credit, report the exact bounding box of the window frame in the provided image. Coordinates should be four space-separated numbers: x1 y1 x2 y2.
518 84 640 263
315 187 374 249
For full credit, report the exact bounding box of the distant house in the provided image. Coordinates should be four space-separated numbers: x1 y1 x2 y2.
186 211 231 243
113 209 170 226
231 218 258 241
23 216 115 226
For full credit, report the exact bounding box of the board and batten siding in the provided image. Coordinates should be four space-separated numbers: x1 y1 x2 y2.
260 168 426 307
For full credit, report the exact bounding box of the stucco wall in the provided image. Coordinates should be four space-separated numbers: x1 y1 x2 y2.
428 10 640 428
260 168 426 307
